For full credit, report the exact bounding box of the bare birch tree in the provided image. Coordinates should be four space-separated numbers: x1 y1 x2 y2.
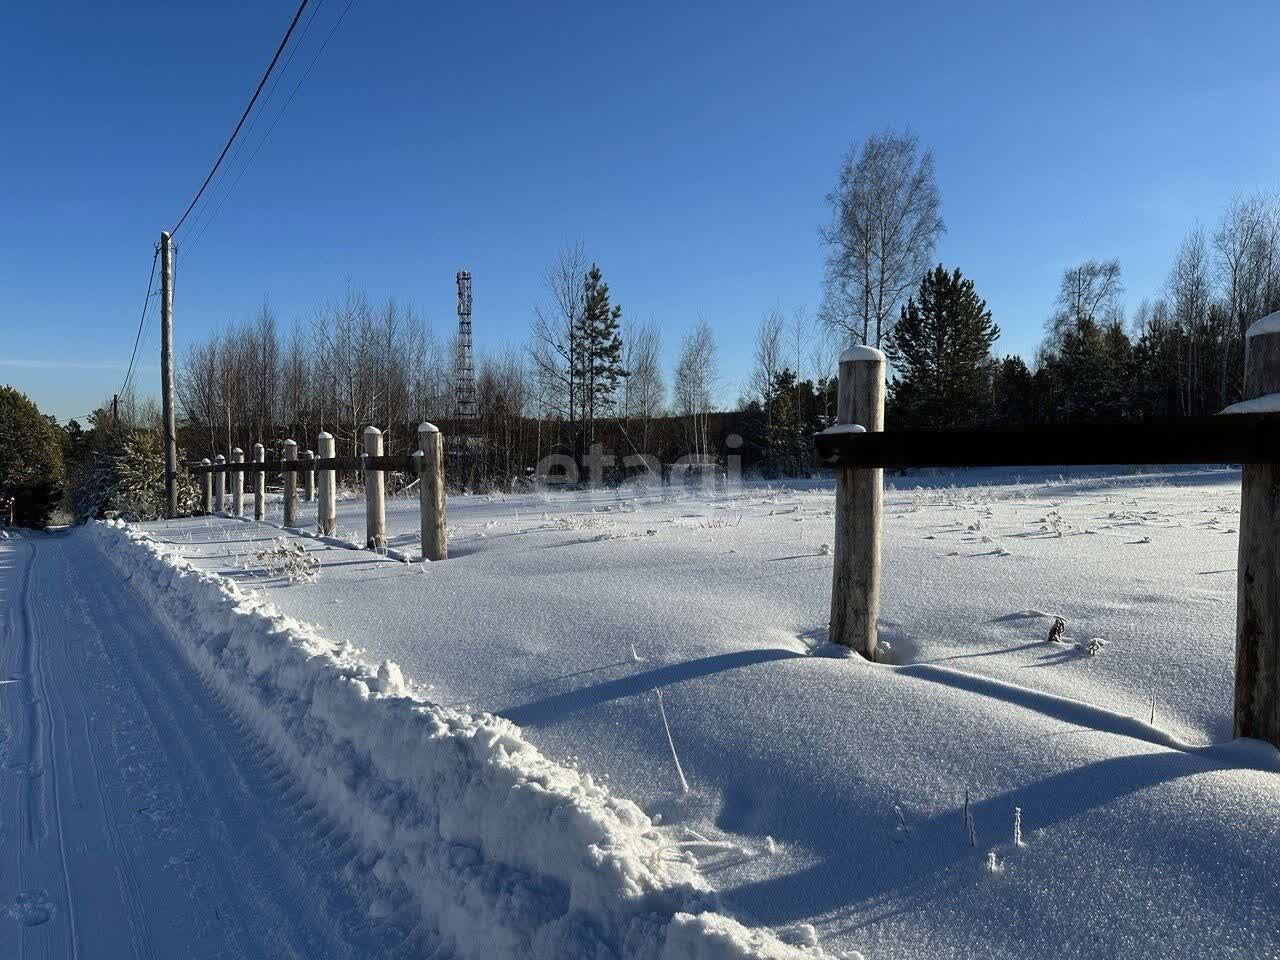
820 129 944 347
674 318 718 461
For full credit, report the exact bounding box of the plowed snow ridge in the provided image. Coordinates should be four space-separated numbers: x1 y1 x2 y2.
91 520 836 960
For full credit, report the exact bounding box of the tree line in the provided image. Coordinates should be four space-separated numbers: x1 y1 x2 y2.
5 129 1279 526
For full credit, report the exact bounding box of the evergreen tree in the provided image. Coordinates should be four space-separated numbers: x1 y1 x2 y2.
0 386 65 527
572 264 628 452
989 355 1036 427
886 265 1000 429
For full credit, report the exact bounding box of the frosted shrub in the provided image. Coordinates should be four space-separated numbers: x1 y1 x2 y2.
255 539 320 584
1081 637 1107 657
1047 616 1066 644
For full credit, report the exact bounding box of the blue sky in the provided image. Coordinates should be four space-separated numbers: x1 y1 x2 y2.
3 0 1279 422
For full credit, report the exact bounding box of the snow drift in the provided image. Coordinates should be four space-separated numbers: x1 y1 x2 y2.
91 520 836 960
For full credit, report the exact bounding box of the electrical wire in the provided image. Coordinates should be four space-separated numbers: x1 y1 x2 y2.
170 0 311 237
121 246 160 397
182 0 357 261
178 0 327 245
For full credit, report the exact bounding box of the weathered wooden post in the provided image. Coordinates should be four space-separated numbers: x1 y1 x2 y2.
828 346 886 659
317 431 336 536
416 422 447 561
253 442 266 521
303 449 316 502
364 426 386 552
231 447 244 516
1234 313 1280 748
213 454 226 513
200 459 212 515
282 439 298 528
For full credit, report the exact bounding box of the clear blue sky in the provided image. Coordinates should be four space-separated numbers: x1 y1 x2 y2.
3 0 1279 422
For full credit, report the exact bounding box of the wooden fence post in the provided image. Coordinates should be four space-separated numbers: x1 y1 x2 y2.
231 447 244 516
213 454 225 513
417 422 447 561
253 442 265 521
828 345 886 658
1235 315 1280 747
201 459 212 515
317 432 336 536
283 439 298 528
364 426 386 552
304 450 316 502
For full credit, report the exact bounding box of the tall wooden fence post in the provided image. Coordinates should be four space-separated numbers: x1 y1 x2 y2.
1235 315 1280 747
364 426 386 552
213 454 226 513
317 432 336 536
828 345 886 659
417 422 447 561
304 450 316 502
283 439 298 528
200 459 212 515
253 442 266 521
231 447 244 516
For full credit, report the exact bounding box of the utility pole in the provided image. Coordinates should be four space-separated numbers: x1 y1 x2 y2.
112 394 119 425
160 231 178 518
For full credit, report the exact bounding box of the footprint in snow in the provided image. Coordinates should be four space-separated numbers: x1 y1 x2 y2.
9 890 53 927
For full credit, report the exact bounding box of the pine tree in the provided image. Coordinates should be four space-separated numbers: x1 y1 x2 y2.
0 386 65 527
886 265 1000 429
573 264 628 453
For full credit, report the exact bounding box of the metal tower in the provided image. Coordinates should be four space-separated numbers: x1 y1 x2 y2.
453 270 477 423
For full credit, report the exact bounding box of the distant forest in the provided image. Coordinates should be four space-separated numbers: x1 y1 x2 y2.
9 131 1279 526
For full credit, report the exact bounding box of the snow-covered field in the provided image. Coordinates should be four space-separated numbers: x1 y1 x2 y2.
4 467 1278 958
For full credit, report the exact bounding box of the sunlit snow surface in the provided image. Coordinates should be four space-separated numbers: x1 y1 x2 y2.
137 467 1280 959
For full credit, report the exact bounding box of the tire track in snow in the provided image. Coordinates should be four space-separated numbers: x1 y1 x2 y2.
28 548 84 959
61 532 389 959
0 532 404 959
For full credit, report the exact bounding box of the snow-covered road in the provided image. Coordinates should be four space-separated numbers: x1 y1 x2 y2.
0 532 397 959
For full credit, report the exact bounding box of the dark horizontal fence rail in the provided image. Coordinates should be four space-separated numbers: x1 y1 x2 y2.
188 455 419 475
814 413 1280 470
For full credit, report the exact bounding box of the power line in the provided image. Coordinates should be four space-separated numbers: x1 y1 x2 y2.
182 0 357 260
179 0 327 245
170 0 311 237
121 245 160 397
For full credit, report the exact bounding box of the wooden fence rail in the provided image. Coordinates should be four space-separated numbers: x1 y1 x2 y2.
186 425 446 562
189 455 419 474
818 314 1280 751
815 413 1280 469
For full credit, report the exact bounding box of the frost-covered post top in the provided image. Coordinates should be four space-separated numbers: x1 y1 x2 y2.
418 421 439 435
839 344 887 365
317 430 333 441
836 343 887 429
231 447 242 457
1246 309 1280 340
214 453 224 463
1245 311 1280 398
364 425 382 437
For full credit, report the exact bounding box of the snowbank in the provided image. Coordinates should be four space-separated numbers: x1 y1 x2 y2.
90 521 836 960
